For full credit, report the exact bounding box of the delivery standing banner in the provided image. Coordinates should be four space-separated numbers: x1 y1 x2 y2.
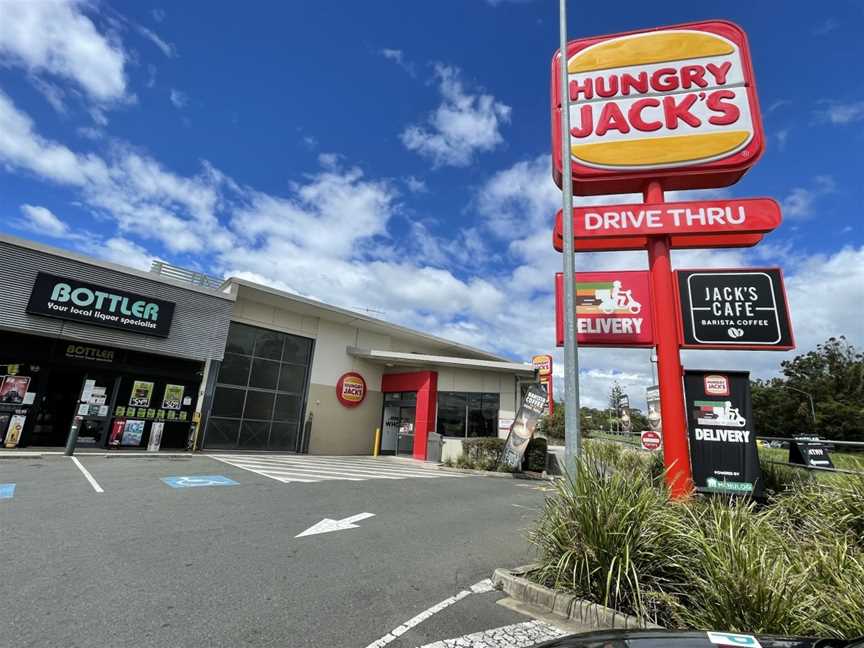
555 271 653 347
684 370 762 497
500 384 548 471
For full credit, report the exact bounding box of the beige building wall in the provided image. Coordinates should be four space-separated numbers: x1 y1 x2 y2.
230 292 529 455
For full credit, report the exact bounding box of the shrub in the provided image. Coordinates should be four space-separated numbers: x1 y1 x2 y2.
529 446 864 636
461 437 505 471
759 458 814 495
524 437 548 472
529 445 684 622
666 497 810 633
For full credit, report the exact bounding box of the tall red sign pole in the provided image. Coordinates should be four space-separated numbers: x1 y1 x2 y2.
644 180 693 497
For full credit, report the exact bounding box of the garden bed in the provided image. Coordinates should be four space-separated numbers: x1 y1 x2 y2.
527 440 864 637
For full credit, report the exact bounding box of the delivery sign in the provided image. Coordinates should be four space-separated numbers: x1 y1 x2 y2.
552 20 764 195
555 271 653 347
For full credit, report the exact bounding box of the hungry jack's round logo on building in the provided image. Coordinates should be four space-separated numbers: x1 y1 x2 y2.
336 372 366 408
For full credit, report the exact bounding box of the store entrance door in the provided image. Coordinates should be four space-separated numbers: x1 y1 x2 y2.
381 392 417 456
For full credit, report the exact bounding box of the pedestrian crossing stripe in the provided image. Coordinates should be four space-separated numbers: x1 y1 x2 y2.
208 454 464 484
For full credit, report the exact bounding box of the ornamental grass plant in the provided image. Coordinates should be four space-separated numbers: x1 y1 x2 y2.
528 441 864 636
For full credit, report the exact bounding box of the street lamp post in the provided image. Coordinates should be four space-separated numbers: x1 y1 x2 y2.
559 0 582 467
784 385 817 426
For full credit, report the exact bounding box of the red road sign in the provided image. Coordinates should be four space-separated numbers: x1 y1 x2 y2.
553 198 780 251
641 430 662 451
555 271 654 347
552 20 764 195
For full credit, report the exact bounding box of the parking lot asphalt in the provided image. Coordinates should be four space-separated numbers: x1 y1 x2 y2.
0 454 553 648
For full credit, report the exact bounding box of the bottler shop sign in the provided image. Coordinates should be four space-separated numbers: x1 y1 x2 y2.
676 268 793 350
684 370 763 497
27 273 175 337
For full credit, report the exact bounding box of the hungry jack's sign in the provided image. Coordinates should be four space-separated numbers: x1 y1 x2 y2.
552 20 763 195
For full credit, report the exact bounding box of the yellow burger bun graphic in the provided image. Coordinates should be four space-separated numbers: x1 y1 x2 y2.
565 29 755 170
568 31 734 73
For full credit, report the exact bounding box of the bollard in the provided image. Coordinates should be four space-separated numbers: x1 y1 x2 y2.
373 427 381 456
65 416 82 456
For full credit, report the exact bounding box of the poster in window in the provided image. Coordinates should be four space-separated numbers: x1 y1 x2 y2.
109 418 126 446
129 381 154 408
4 414 27 447
148 421 165 451
0 376 31 404
161 384 184 410
0 413 11 444
120 419 145 446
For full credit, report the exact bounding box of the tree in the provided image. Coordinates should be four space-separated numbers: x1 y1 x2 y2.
751 337 864 441
536 403 601 442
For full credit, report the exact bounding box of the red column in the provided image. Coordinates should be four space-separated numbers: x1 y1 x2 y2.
412 372 437 460
645 181 694 498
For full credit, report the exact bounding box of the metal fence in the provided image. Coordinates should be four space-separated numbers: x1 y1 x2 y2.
756 436 864 475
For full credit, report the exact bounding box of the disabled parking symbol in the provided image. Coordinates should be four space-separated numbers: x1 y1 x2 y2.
161 475 239 489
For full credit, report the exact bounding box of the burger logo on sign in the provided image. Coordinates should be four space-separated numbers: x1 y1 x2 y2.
532 354 553 377
336 372 367 408
553 21 764 194
704 374 730 396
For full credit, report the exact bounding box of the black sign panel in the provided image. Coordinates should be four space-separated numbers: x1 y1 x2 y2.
789 438 835 469
677 268 794 350
684 370 763 497
27 273 175 337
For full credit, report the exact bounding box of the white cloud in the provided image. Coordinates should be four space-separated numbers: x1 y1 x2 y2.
151 8 166 23
77 126 103 140
776 128 790 151
405 176 427 193
169 89 188 109
401 64 511 167
18 204 68 237
815 100 864 125
0 0 128 102
813 18 839 35
781 175 835 219
29 77 67 113
767 99 792 113
0 90 232 253
380 48 416 77
146 64 157 89
136 25 176 58
92 236 154 271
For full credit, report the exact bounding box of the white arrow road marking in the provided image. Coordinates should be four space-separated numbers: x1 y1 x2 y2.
295 512 376 538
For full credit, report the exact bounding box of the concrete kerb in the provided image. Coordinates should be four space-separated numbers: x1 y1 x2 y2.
432 465 555 481
491 564 662 630
0 451 192 459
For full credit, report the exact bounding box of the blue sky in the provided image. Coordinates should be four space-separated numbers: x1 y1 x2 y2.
0 0 862 408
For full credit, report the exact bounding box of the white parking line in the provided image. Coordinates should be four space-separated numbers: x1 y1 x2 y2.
363 579 495 648
70 457 104 493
